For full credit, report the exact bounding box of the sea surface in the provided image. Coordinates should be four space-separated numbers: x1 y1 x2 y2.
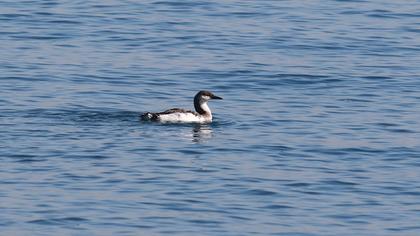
1 1 420 235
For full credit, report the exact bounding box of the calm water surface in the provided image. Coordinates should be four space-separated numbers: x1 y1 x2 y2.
1 1 420 235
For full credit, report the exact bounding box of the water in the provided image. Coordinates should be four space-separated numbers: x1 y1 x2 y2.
1 0 420 235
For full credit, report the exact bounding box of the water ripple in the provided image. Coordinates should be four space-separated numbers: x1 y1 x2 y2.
1 0 420 235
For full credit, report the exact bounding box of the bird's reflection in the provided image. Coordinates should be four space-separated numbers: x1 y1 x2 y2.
191 124 213 143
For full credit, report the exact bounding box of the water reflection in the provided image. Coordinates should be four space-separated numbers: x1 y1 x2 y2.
191 124 213 143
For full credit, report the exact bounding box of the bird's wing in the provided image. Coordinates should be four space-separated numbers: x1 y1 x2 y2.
160 108 195 114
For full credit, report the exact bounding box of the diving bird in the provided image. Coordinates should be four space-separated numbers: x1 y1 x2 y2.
141 90 223 123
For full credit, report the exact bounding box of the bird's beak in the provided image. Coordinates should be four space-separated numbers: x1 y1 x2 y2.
212 95 223 100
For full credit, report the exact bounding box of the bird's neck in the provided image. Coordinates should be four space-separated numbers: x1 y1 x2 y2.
194 100 211 117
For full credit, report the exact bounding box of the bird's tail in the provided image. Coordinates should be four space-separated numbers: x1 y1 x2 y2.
140 112 158 121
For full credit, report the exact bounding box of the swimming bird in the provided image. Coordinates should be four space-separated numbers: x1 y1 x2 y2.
141 90 223 123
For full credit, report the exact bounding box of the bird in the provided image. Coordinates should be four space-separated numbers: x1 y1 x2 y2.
141 90 222 123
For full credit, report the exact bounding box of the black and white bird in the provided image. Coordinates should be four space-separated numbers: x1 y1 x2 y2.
141 91 223 123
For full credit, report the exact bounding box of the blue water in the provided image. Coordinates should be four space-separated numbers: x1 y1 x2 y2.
1 0 420 235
